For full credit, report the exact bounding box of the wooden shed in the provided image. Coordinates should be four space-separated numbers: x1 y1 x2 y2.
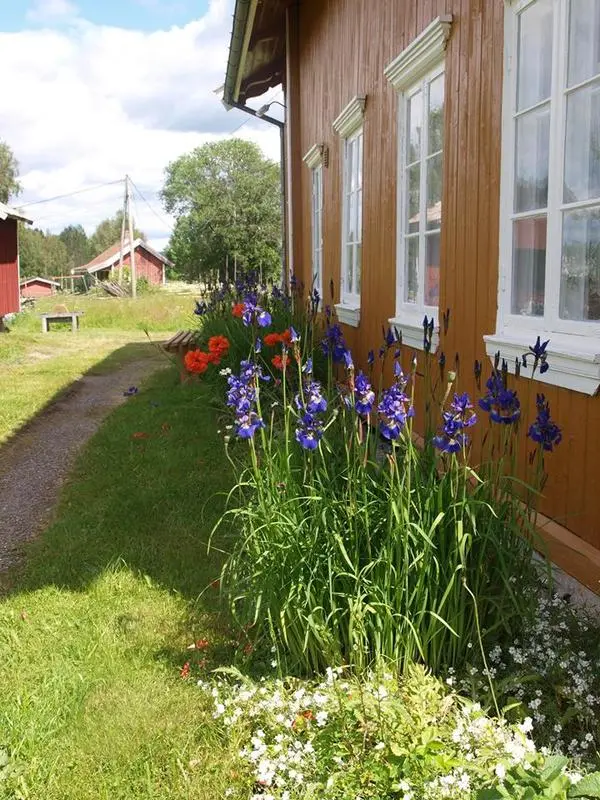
0 202 32 318
223 0 600 593
75 238 171 286
20 276 60 298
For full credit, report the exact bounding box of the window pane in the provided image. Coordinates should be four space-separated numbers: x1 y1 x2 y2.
347 191 356 244
564 81 600 202
426 152 443 231
560 206 600 320
568 0 600 87
405 236 419 303
407 90 423 164
357 132 363 189
517 0 553 111
355 243 362 295
428 73 445 154
357 188 363 243
514 105 550 212
511 216 547 316
346 244 354 294
407 164 420 233
425 232 441 306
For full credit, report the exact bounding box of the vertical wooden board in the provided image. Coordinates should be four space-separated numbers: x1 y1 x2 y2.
581 394 600 546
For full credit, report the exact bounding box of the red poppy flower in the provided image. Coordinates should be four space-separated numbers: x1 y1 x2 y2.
207 351 221 365
232 303 245 318
263 332 282 347
272 354 289 371
180 661 190 678
280 329 292 347
208 335 230 356
185 349 210 374
195 638 210 650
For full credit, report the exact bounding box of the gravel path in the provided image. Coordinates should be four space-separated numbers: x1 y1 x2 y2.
0 354 166 573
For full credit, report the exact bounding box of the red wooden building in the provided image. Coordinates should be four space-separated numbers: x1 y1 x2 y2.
76 238 171 285
223 0 600 593
0 202 32 318
20 276 60 298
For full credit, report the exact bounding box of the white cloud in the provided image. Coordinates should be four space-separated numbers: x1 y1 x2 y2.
2 0 281 250
27 0 79 23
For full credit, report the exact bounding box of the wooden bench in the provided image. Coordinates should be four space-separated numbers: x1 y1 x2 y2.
164 330 197 382
40 311 83 333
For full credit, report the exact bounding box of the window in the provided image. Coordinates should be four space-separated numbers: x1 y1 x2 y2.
341 128 363 310
487 0 600 394
399 67 444 315
303 144 325 299
333 96 366 327
385 15 452 349
311 165 324 298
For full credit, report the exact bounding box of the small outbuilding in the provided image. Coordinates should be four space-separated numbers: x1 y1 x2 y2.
0 201 32 318
75 237 171 286
20 276 61 298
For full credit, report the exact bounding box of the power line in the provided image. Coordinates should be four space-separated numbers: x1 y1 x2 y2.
226 89 284 135
19 179 125 208
129 177 174 233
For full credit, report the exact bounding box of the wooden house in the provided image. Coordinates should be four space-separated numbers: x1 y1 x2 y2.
20 276 60 298
0 202 32 319
75 238 171 285
223 0 600 593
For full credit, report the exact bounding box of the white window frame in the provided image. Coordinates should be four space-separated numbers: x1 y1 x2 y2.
333 96 366 327
486 0 600 395
384 15 452 350
303 144 325 300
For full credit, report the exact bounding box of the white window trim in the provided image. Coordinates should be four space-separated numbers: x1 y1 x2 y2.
487 0 600 395
386 20 451 351
384 15 452 92
334 97 366 327
303 144 325 300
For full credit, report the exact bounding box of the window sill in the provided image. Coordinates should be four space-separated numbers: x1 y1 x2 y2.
389 315 439 353
483 332 600 396
335 303 361 328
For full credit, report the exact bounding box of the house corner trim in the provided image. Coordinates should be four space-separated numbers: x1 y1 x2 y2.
384 15 453 91
303 144 324 169
332 96 366 138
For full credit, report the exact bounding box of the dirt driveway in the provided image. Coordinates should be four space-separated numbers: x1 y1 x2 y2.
0 353 166 573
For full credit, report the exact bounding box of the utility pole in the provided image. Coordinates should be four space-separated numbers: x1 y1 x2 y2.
118 178 127 285
126 175 137 298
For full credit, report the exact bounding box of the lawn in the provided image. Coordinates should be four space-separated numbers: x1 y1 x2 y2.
0 291 197 443
0 369 239 799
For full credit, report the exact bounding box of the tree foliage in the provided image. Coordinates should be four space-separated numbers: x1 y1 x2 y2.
0 140 21 204
59 224 92 271
88 210 145 258
19 226 68 279
161 139 281 282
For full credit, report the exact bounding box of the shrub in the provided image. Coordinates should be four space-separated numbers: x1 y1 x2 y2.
213 298 559 677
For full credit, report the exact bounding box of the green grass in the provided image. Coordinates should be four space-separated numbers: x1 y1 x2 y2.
0 291 199 443
0 369 239 799
11 291 197 334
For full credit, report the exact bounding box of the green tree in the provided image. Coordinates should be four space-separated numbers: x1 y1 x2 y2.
0 140 22 204
88 210 145 258
59 224 92 270
161 138 281 282
19 226 69 279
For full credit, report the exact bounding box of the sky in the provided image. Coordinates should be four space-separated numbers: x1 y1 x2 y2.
0 0 283 253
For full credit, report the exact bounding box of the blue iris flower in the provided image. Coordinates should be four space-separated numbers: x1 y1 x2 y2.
433 392 477 453
479 374 521 424
367 350 375 366
529 336 550 374
290 326 300 342
378 382 414 441
295 413 323 450
354 372 375 416
528 394 562 451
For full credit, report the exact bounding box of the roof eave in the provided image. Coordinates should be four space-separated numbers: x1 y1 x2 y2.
0 201 33 225
223 0 259 106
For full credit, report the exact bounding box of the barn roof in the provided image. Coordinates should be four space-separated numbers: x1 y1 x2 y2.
20 276 60 287
222 0 286 106
75 238 173 275
0 201 33 225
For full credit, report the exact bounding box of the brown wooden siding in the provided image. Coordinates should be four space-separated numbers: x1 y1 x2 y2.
288 0 600 567
0 219 20 317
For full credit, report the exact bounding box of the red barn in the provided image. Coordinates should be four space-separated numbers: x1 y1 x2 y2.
20 276 60 298
0 202 32 318
76 238 171 285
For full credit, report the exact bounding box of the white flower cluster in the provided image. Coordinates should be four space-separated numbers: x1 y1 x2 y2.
455 594 599 758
